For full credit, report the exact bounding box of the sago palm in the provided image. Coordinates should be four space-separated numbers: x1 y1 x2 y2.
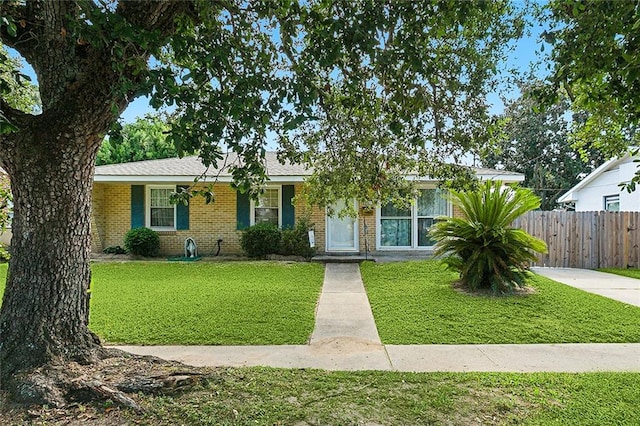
430 181 547 294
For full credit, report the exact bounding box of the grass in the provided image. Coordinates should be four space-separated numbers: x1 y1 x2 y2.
139 370 640 425
0 261 324 345
361 260 640 344
598 267 640 280
1 261 639 424
7 369 635 425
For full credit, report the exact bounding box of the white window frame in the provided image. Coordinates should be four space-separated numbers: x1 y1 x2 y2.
250 186 282 227
604 194 620 212
146 185 176 231
378 203 413 249
376 187 450 250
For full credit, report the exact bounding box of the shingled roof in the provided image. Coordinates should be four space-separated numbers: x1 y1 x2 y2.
94 152 309 182
94 151 523 183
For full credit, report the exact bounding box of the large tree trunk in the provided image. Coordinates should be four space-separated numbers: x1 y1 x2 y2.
0 116 106 404
0 0 195 406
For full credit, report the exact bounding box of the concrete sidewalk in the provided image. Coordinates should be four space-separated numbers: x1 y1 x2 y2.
117 343 640 373
532 267 640 307
115 264 640 373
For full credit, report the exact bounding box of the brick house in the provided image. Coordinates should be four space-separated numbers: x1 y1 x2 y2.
91 152 524 256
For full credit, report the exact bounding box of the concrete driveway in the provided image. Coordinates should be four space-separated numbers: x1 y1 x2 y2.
532 267 640 307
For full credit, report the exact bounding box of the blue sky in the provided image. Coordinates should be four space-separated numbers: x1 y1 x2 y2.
8 3 551 124
121 10 551 123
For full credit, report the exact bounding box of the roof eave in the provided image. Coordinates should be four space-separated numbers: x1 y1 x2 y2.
93 175 308 183
557 191 576 203
558 154 632 201
406 173 525 183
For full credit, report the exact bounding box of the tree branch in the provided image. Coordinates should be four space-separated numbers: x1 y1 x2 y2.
0 100 29 169
0 1 35 53
0 98 29 128
117 0 198 35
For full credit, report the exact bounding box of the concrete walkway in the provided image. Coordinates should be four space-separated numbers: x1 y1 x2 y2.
115 264 640 373
310 263 381 345
117 343 640 372
532 267 640 307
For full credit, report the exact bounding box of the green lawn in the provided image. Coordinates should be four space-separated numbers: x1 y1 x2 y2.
128 370 640 425
2 367 638 424
0 261 324 345
598 268 640 280
361 260 640 344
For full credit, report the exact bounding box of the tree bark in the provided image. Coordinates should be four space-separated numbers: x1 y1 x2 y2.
0 1 196 404
0 112 107 403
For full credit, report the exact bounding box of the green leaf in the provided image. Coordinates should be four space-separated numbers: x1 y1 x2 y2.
0 120 19 134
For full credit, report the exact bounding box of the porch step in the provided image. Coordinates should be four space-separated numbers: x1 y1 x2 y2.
311 254 372 263
312 251 436 263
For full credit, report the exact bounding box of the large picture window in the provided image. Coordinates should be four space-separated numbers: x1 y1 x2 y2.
378 188 448 249
147 186 175 230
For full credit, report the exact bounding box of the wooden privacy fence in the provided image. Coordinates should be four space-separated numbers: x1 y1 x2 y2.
513 211 640 269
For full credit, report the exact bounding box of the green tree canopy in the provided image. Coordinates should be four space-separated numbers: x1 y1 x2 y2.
483 82 604 210
278 2 523 207
542 0 639 170
0 44 39 131
97 115 177 165
0 0 524 406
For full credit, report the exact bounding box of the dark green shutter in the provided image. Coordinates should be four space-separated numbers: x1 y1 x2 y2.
176 185 189 230
236 191 250 230
131 185 145 229
282 185 295 229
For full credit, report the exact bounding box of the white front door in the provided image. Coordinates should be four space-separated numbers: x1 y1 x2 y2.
326 200 359 252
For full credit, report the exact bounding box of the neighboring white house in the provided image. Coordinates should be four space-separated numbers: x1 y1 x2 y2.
558 153 640 211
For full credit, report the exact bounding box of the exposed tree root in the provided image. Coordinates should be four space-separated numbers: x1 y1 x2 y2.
5 349 211 410
68 379 144 412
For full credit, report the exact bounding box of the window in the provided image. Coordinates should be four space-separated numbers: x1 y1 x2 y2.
604 194 620 212
147 186 175 230
379 188 449 249
380 203 412 247
416 189 448 246
252 188 280 226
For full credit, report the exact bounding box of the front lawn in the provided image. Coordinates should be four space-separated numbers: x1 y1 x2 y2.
0 261 324 345
135 370 640 425
361 260 640 344
4 368 638 425
598 268 640 280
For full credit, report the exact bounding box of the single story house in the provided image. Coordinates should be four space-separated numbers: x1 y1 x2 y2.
558 153 639 212
92 152 524 256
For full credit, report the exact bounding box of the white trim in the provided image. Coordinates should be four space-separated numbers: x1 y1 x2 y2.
476 174 524 182
95 173 522 184
604 194 620 212
325 200 359 252
376 188 451 250
96 175 523 184
94 175 306 183
403 173 525 183
250 186 282 227
558 153 632 204
145 185 177 231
